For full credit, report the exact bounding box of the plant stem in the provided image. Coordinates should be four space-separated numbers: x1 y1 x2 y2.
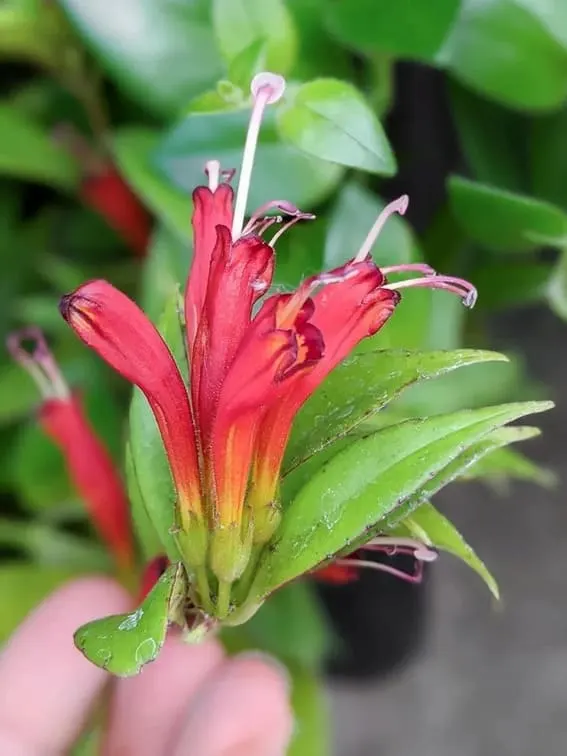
195 565 214 615
216 579 232 619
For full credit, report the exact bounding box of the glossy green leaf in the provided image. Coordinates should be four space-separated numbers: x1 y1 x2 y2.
284 348 507 473
0 104 78 189
462 428 557 488
212 0 297 74
59 0 223 117
127 292 187 563
547 249 567 320
449 81 527 192
325 0 460 60
112 129 189 242
255 400 552 596
439 0 567 110
380 424 544 532
0 563 76 643
74 563 187 676
396 502 499 599
396 351 533 415
154 107 343 212
277 79 395 175
125 443 163 561
448 176 567 251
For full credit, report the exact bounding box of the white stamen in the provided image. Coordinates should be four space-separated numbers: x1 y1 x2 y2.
381 263 436 277
205 160 221 192
232 73 286 241
354 195 409 263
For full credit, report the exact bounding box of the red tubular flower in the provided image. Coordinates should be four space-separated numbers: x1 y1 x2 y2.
59 72 477 614
7 328 134 572
81 165 152 257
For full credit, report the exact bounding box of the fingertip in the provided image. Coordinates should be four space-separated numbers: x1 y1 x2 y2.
173 651 293 756
0 575 131 753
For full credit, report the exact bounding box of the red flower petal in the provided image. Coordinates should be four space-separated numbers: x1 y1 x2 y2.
191 228 274 442
40 394 134 570
185 185 234 348
251 259 399 502
81 166 152 257
60 280 202 516
210 295 323 525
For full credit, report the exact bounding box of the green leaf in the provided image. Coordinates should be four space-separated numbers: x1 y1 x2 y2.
438 0 567 111
448 176 567 251
58 0 223 117
212 0 297 74
380 424 543 532
0 362 40 425
112 129 190 243
141 225 190 322
325 0 460 60
0 518 110 572
396 502 499 599
462 429 557 488
10 423 72 512
286 0 354 81
127 292 186 562
285 348 508 473
74 563 187 676
0 0 73 68
473 261 553 310
125 443 163 561
255 400 552 596
277 79 395 175
288 664 329 756
529 105 567 210
0 104 78 189
154 107 343 212
448 81 527 192
0 563 77 643
547 248 567 320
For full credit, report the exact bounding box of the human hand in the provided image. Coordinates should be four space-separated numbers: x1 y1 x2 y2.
0 577 293 755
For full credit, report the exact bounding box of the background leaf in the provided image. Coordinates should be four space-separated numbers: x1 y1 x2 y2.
59 0 223 117
277 79 396 175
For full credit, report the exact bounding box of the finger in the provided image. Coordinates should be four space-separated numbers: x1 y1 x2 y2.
0 576 130 755
105 632 225 756
172 653 293 756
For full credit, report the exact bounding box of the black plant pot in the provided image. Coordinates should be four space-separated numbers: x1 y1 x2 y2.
317 554 430 680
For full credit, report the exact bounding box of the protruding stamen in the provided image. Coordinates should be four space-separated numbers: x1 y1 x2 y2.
354 195 409 263
270 212 316 247
232 72 286 241
383 274 478 308
365 535 438 562
205 160 221 192
242 199 304 235
7 327 70 400
334 558 426 584
381 263 436 277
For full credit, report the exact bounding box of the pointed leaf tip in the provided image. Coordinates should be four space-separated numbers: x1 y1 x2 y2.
74 563 187 676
